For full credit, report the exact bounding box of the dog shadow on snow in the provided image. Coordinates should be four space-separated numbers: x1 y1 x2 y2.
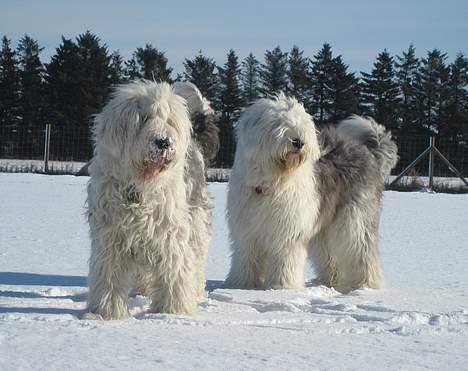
0 271 87 317
0 273 225 318
1 276 329 318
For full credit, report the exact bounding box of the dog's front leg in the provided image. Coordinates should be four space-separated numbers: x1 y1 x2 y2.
149 239 198 315
224 241 265 289
84 244 130 320
264 245 307 289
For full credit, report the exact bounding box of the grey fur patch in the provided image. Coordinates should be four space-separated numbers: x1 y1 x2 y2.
310 123 398 291
191 112 220 165
315 124 396 229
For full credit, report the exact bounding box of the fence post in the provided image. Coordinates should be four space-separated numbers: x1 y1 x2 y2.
44 123 51 173
428 136 435 192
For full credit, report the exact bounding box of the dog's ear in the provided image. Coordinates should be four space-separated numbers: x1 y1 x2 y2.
172 81 206 115
92 96 142 158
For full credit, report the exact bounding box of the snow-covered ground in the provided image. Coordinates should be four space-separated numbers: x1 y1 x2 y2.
0 173 467 370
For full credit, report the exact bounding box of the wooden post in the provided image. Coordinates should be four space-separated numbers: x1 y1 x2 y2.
428 136 435 192
44 124 51 173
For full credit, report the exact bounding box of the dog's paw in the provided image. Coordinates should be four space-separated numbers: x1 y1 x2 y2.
81 312 105 321
81 310 130 321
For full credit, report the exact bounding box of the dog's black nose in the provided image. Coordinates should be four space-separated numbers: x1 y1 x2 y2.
154 138 170 149
291 138 304 150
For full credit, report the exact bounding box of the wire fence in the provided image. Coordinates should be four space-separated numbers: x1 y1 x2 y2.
1 124 468 180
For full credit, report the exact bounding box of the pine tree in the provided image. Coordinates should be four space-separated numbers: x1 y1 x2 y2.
309 43 335 125
360 49 400 131
0 36 20 128
45 32 113 159
259 46 288 96
444 53 468 138
287 45 309 104
46 37 82 128
183 51 218 102
109 51 125 84
310 44 358 125
415 49 450 134
241 53 260 104
17 35 46 128
330 55 360 123
217 49 243 123
124 55 139 80
75 31 113 130
216 50 243 167
395 44 420 133
126 44 173 82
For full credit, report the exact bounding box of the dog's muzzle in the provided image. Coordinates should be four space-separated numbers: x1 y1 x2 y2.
278 138 306 172
289 137 304 153
141 137 175 179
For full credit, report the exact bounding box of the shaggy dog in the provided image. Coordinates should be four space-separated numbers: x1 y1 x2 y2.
225 94 398 293
130 81 219 298
84 81 213 320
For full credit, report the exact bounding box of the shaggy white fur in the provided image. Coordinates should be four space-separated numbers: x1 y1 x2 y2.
84 81 211 320
225 95 322 290
225 94 398 293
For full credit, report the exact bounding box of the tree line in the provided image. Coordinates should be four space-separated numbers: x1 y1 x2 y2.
0 31 467 166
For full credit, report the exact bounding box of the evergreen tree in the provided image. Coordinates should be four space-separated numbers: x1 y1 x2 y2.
444 53 468 138
183 51 218 101
126 44 172 82
0 36 20 128
46 37 82 128
217 49 243 123
287 45 309 104
330 55 360 123
395 44 420 133
259 46 288 96
109 51 125 84
415 49 450 134
310 44 358 125
173 73 183 82
46 32 113 159
124 55 139 80
17 35 46 128
216 50 243 167
75 31 113 130
360 49 400 131
241 53 260 104
309 43 335 124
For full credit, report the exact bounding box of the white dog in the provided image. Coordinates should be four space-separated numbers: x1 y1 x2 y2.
84 81 212 320
225 94 398 293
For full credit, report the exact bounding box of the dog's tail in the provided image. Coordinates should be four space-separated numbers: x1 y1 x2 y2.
337 115 398 177
173 82 220 164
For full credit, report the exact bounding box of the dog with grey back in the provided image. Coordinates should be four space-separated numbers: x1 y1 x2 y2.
225 94 398 293
84 80 215 320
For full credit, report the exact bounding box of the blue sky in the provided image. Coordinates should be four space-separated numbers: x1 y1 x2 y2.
2 0 467 74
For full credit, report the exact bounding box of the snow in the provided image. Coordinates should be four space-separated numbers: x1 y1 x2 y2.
0 173 467 370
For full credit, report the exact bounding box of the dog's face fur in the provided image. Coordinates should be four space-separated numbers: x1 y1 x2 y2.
235 94 320 180
93 81 191 182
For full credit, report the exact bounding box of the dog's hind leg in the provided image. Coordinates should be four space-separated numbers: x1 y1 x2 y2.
190 208 210 300
310 209 383 293
310 228 339 288
263 245 307 289
129 269 153 297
